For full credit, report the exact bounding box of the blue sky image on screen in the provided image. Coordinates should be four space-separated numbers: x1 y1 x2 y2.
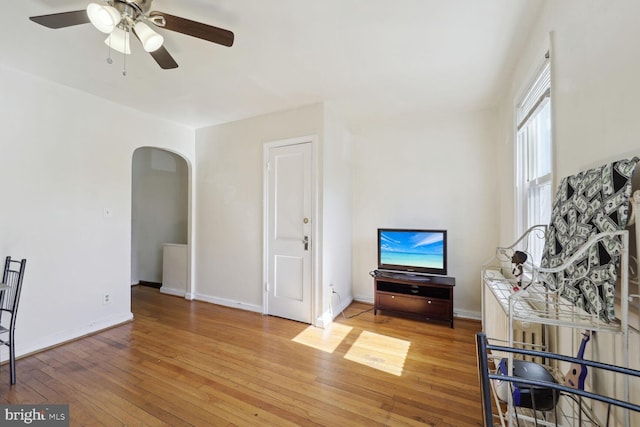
380 231 444 269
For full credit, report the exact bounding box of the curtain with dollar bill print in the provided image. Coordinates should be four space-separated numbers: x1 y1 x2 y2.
540 157 638 323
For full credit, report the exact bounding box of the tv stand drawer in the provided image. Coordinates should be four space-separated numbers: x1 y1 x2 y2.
377 293 449 319
374 274 455 327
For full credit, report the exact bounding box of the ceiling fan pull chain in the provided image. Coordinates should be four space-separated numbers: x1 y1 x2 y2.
122 29 128 76
106 37 114 64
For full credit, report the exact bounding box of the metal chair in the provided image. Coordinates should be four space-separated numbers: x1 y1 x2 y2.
0 256 27 385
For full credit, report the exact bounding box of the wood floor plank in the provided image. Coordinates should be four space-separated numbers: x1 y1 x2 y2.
0 286 483 426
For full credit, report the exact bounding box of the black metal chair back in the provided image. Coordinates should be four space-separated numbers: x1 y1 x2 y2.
0 256 27 385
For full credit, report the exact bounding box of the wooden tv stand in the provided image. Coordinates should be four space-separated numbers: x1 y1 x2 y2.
374 272 455 328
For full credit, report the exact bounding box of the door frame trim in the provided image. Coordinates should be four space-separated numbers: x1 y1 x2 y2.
262 135 318 324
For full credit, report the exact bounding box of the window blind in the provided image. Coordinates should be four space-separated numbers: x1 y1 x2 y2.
516 57 551 130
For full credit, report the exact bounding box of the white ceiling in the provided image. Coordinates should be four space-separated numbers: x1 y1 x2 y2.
1 0 543 129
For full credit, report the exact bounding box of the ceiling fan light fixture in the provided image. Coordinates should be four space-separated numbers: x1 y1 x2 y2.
87 3 122 34
134 21 164 52
105 27 131 54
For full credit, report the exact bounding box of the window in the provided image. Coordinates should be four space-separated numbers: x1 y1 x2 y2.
515 57 552 264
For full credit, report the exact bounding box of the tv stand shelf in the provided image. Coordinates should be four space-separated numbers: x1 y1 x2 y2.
374 273 455 327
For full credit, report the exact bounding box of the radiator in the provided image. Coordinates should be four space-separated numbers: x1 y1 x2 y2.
513 321 545 363
483 283 546 362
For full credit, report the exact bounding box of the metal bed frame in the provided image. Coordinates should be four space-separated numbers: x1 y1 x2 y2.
476 332 640 427
479 191 640 426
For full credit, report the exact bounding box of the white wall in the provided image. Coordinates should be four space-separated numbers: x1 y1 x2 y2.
497 0 640 243
351 109 499 317
549 1 640 177
495 1 640 423
194 103 353 326
131 147 188 284
194 104 324 313
321 104 353 322
0 64 194 359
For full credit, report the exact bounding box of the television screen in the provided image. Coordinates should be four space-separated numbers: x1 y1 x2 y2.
378 228 447 275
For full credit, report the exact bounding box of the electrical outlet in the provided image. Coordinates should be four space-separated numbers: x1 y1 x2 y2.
103 293 111 305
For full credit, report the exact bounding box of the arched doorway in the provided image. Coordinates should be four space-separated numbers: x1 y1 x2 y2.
131 147 190 296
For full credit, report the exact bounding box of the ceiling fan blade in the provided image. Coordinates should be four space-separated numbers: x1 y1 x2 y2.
149 46 179 70
133 29 178 70
133 30 178 69
150 12 234 47
29 10 90 29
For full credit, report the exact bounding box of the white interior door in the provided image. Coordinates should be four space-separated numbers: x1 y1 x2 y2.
265 141 313 323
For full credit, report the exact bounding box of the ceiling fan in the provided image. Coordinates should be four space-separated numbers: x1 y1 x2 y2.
29 0 234 70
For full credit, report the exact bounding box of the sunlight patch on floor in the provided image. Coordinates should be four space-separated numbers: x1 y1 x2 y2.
292 323 353 354
344 331 411 376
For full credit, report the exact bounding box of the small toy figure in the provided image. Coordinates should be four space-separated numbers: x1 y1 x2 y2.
511 251 528 290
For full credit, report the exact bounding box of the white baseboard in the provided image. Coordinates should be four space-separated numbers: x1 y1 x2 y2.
331 293 353 319
353 296 374 304
12 312 133 360
193 293 263 313
315 311 333 328
454 309 481 321
315 294 354 328
160 286 186 297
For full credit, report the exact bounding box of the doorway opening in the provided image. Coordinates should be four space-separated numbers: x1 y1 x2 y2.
131 147 190 297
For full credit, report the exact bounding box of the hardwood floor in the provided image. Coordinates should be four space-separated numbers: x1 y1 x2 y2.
1 286 483 426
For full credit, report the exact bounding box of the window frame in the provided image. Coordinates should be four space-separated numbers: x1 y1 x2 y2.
514 56 553 265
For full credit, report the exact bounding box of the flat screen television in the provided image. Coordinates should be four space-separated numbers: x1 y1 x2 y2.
377 228 447 276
